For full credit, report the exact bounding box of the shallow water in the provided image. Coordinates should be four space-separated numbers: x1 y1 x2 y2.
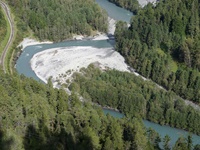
95 0 133 22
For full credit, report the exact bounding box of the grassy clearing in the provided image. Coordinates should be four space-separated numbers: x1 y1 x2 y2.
156 48 166 57
169 60 178 72
156 48 178 73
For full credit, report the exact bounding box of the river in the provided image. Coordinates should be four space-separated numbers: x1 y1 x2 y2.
104 108 200 148
16 0 200 148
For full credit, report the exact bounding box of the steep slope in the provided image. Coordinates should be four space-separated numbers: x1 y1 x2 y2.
0 70 154 149
7 0 108 41
70 65 200 135
0 1 15 73
0 6 7 61
115 0 200 103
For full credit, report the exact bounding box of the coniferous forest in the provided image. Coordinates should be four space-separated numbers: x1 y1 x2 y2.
115 0 200 103
0 65 199 149
0 0 200 149
70 65 200 136
0 7 7 50
7 0 108 41
0 70 152 149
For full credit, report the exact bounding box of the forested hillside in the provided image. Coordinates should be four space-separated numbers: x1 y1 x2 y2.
1 0 200 149
7 0 108 41
0 68 199 149
70 65 200 136
115 0 200 103
0 70 152 149
0 7 7 50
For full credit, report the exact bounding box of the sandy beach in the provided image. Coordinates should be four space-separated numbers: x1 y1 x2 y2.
30 46 130 86
18 38 52 50
75 16 116 41
19 16 117 49
17 15 118 88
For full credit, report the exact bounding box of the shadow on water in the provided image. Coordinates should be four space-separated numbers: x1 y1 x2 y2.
107 33 115 47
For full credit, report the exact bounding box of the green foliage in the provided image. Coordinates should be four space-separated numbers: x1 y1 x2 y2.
0 7 6 34
1 0 199 149
163 135 171 150
7 0 108 42
0 70 156 149
71 65 200 135
0 7 7 52
147 128 161 150
172 136 188 150
0 129 14 150
194 144 200 150
115 0 200 103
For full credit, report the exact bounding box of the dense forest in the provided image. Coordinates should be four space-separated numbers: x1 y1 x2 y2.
7 0 108 41
108 0 140 14
0 7 7 50
0 0 200 149
2 69 198 150
70 65 200 136
115 0 200 103
0 70 149 149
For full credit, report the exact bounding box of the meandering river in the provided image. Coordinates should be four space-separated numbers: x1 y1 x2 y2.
16 0 200 147
104 108 200 148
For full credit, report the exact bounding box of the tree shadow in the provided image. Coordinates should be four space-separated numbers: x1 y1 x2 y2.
0 129 14 150
106 33 116 46
23 121 77 150
23 120 96 150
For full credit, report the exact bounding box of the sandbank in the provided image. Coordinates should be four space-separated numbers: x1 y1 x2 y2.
31 46 130 86
74 17 116 41
18 38 53 50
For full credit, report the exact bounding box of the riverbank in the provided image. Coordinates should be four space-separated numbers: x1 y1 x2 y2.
73 16 116 41
138 0 158 7
30 46 129 87
17 16 118 87
18 16 117 50
16 0 200 145
18 38 53 50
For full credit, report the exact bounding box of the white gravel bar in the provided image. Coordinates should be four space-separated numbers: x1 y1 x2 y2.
30 46 130 86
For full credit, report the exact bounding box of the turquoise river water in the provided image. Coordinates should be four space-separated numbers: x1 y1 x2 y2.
104 109 200 148
16 0 200 148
